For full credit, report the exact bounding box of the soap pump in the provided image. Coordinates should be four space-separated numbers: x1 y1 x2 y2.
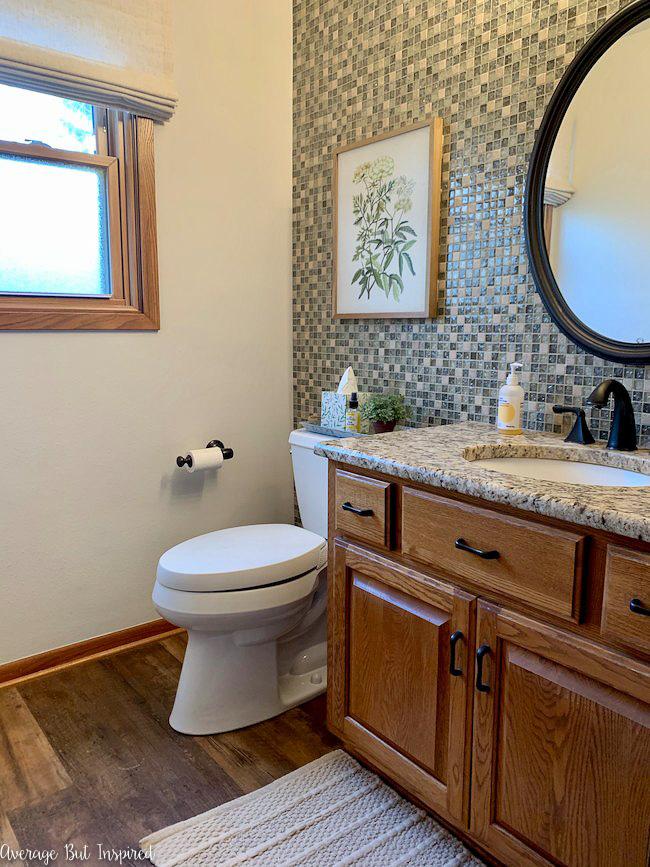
497 362 524 436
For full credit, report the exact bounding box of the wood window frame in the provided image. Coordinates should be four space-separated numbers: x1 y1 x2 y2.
0 112 159 331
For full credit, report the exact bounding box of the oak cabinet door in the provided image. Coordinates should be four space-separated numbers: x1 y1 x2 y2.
471 601 650 867
328 540 474 825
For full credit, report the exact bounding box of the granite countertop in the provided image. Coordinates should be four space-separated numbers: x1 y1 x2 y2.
315 421 650 542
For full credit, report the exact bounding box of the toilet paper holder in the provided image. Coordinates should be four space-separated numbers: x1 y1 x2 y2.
176 440 234 469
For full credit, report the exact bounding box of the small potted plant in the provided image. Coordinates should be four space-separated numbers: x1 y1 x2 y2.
360 393 412 434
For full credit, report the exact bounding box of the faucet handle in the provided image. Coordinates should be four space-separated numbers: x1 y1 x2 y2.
553 404 581 415
552 405 596 445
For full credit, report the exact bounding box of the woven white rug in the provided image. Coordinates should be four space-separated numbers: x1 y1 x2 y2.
141 749 483 866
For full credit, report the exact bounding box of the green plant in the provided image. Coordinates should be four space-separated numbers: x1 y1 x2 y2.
351 156 417 301
360 393 412 424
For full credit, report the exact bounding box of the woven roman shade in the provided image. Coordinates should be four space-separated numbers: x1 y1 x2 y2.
0 0 177 122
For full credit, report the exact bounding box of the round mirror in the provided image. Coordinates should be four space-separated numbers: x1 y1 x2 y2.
525 0 650 363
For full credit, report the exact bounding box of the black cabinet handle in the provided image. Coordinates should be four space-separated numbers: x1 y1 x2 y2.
476 644 491 693
341 502 374 517
449 630 463 676
455 538 500 560
630 598 650 617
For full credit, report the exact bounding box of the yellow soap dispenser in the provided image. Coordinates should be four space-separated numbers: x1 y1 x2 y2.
497 362 524 435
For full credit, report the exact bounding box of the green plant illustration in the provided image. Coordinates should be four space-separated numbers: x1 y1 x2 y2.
351 155 417 301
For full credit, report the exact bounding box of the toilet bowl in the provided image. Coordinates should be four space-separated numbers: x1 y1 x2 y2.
153 429 330 735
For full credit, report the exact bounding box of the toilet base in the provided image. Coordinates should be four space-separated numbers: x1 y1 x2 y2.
278 662 327 710
169 630 326 735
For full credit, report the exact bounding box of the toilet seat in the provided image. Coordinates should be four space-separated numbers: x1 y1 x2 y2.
157 523 327 593
153 569 320 619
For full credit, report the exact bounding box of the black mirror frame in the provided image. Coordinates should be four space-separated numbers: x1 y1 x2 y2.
524 0 650 365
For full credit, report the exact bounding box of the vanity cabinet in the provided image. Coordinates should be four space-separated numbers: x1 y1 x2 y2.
327 465 650 867
328 541 474 824
471 602 650 866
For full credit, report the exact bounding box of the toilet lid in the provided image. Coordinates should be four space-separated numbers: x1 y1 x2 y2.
156 524 327 592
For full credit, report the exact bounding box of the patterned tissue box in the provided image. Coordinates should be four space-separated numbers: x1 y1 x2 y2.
320 392 346 430
321 391 373 433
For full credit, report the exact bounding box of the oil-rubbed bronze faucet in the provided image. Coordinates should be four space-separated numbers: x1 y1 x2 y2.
586 379 638 451
552 405 595 445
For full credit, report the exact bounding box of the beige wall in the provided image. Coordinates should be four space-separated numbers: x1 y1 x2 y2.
0 0 293 664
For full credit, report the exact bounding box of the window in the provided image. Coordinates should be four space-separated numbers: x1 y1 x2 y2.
0 83 159 330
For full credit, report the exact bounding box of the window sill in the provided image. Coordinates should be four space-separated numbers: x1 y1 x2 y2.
0 299 159 330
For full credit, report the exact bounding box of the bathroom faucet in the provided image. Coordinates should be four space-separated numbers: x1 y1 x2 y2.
586 379 638 451
552 405 595 445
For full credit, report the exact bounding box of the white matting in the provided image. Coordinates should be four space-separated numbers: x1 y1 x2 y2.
140 749 483 866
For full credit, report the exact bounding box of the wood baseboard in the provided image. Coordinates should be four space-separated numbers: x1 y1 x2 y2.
0 619 183 689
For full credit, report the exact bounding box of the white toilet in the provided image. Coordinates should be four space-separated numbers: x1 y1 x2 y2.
152 429 330 735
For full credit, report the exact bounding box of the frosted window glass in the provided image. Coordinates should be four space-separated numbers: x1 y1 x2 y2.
0 155 111 296
0 83 97 153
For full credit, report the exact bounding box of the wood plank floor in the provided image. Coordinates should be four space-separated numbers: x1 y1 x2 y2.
0 635 339 866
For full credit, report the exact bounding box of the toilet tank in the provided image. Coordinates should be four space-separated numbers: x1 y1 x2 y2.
289 429 330 539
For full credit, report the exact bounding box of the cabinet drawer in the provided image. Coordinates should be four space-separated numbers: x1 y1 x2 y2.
334 470 391 549
402 488 585 621
602 547 650 655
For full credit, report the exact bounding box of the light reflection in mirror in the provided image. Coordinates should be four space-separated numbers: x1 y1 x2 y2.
544 19 650 345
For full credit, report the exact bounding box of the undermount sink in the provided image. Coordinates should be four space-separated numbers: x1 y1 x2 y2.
471 455 650 487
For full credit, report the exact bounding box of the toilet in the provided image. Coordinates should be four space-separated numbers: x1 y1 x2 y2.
152 429 330 735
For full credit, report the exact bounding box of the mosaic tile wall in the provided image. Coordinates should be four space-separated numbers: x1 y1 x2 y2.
292 0 650 444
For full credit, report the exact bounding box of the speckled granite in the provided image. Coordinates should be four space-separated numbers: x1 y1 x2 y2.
315 422 650 542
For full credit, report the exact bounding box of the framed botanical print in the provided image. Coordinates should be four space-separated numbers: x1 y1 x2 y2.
333 119 443 318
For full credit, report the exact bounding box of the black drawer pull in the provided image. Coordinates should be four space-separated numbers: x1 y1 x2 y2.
455 538 500 560
630 598 650 617
341 501 374 517
450 630 463 676
476 644 491 693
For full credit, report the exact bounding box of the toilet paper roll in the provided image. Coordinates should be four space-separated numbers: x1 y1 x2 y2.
184 447 224 473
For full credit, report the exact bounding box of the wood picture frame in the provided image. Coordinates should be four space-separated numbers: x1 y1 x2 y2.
333 118 443 319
